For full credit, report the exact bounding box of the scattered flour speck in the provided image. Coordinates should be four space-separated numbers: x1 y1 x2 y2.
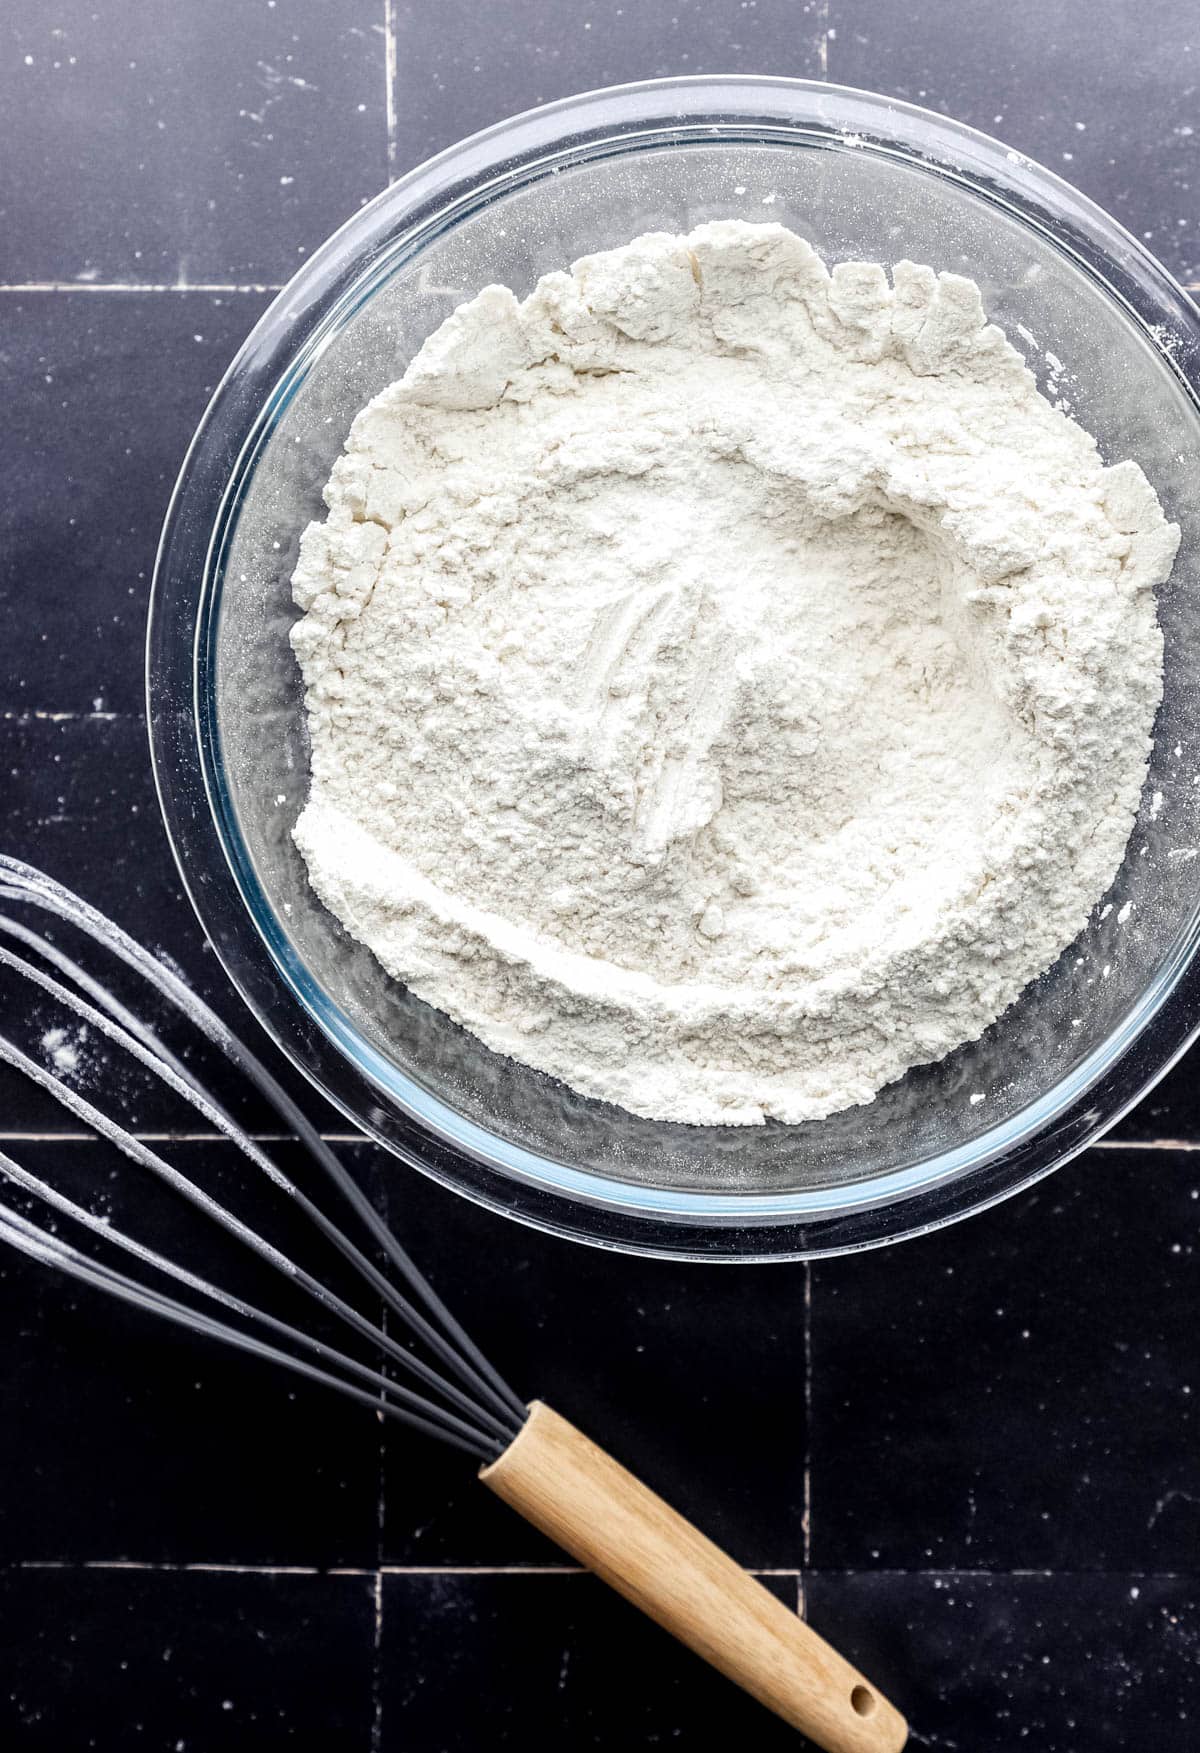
41 1025 86 1076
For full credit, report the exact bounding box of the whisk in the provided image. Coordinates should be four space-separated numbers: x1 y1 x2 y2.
0 854 905 1753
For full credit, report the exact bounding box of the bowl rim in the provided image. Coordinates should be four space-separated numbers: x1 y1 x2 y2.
148 73 1200 1260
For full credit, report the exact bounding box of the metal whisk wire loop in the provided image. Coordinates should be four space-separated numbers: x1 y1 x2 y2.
0 855 527 1462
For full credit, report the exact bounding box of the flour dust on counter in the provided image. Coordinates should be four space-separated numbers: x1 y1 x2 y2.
289 221 1178 1126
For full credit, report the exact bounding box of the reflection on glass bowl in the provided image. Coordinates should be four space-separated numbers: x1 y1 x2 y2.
149 77 1200 1259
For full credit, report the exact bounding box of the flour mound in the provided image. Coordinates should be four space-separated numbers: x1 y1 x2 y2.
290 222 1178 1125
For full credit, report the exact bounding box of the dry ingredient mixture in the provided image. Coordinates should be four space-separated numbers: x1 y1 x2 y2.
290 221 1179 1125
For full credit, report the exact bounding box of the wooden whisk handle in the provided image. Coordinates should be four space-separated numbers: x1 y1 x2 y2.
480 1401 906 1753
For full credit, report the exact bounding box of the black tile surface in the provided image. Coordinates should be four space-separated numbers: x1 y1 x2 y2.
1112 1053 1200 1142
0 3 385 284
374 1146 807 1566
390 0 827 175
828 0 1200 287
810 1147 1200 1575
0 714 340 1136
807 1571 1200 1753
379 1570 802 1749
0 1567 376 1749
0 1139 384 1568
2 0 1199 1749
0 292 270 715
0 714 209 982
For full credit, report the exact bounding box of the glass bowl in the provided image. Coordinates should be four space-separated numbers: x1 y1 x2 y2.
148 76 1200 1261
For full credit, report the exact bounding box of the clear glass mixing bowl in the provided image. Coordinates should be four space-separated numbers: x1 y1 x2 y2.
148 77 1200 1260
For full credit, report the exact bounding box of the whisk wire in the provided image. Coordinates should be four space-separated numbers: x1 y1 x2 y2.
0 912 517 1422
0 1206 497 1459
0 1147 505 1455
0 1008 514 1447
0 860 910 1746
0 855 527 1456
0 908 201 1097
0 858 527 1430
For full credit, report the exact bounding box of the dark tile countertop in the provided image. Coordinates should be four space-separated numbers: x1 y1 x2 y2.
1 3 1198 1748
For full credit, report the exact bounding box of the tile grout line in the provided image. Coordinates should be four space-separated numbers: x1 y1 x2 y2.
0 1564 784 1582
6 1131 1197 1150
0 278 1191 294
370 1307 388 1753
1093 1137 1200 1152
383 0 399 182
379 1564 584 1575
12 1559 1199 1581
2 710 127 723
370 1569 384 1752
802 1261 813 1571
0 1131 422 1152
0 282 282 294
15 1560 331 1574
0 272 1192 292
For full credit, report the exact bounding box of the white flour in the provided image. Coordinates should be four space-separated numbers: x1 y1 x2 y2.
290 221 1179 1125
